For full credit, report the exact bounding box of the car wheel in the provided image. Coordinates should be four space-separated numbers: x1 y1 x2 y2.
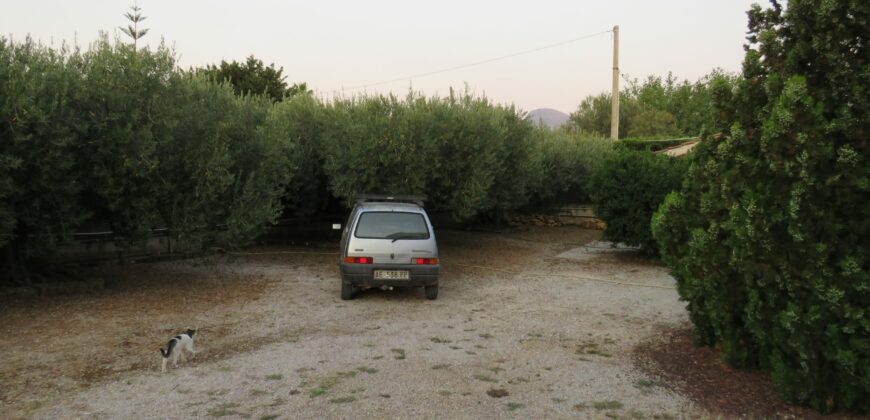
341 282 354 300
424 285 438 300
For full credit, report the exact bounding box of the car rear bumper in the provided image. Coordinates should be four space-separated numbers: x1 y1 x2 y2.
340 262 439 287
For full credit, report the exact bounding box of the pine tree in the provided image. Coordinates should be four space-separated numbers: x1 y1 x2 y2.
119 4 149 51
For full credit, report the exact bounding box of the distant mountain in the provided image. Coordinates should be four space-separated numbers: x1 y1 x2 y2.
527 108 570 129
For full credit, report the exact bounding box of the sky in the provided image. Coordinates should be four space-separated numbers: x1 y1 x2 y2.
1 0 761 113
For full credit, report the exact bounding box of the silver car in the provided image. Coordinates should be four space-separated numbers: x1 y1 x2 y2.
336 195 440 300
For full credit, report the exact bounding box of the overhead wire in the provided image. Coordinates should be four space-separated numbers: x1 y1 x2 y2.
323 28 613 96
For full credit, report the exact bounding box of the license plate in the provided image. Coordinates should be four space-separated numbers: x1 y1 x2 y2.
374 270 410 280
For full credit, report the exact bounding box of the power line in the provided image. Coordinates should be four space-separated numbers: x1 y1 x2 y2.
323 29 613 96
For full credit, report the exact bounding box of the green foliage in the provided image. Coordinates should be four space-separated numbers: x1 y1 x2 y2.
4 31 625 279
588 149 687 253
75 37 180 247
0 36 300 282
413 92 509 221
319 91 540 221
481 106 539 219
119 4 149 50
216 90 295 246
318 92 610 220
652 0 869 413
529 129 612 205
155 74 292 251
2 31 625 277
567 71 737 139
198 55 308 102
627 108 678 138
565 91 633 138
154 74 237 251
263 94 325 218
0 30 640 286
319 94 439 208
313 90 614 221
0 38 88 261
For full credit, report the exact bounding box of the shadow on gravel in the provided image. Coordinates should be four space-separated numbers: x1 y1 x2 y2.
350 287 429 301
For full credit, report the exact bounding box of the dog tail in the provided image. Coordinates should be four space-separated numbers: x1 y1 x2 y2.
160 338 178 358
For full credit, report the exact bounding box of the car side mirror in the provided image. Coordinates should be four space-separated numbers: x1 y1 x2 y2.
332 224 342 230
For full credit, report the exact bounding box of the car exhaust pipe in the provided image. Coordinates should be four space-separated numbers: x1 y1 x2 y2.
380 285 394 291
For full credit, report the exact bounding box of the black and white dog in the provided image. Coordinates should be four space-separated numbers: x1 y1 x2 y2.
160 329 197 372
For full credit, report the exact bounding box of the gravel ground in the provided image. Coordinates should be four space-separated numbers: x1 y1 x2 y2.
1 226 702 419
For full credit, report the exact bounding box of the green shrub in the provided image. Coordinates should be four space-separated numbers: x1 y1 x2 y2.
209 89 294 248
627 108 679 138
75 37 178 247
319 93 441 208
652 0 869 413
421 92 507 221
0 36 300 280
267 94 327 218
566 71 737 139
318 91 540 222
0 38 88 272
588 149 687 253
529 129 612 205
151 74 235 251
479 104 539 219
157 74 291 251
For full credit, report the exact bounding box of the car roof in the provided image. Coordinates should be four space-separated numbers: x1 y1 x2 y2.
355 202 425 213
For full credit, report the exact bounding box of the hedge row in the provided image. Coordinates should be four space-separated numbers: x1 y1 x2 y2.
0 37 294 265
0 36 612 281
258 91 614 222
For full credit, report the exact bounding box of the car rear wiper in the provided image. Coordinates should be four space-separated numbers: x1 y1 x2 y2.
386 233 425 242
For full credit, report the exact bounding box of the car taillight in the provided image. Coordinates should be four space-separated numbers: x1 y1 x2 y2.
344 256 373 264
412 258 438 265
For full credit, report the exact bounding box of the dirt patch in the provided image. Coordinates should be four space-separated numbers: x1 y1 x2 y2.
2 226 700 419
501 225 600 250
487 388 509 398
633 327 862 420
0 256 323 409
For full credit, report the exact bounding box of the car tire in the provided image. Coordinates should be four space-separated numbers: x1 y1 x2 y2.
424 285 438 300
341 282 354 300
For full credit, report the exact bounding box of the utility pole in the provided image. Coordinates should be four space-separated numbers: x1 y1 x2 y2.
610 25 620 141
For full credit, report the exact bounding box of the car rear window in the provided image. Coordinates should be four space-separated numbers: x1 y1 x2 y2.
355 212 430 240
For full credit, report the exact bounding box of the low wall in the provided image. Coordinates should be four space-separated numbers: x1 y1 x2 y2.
53 233 173 264
509 204 604 230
